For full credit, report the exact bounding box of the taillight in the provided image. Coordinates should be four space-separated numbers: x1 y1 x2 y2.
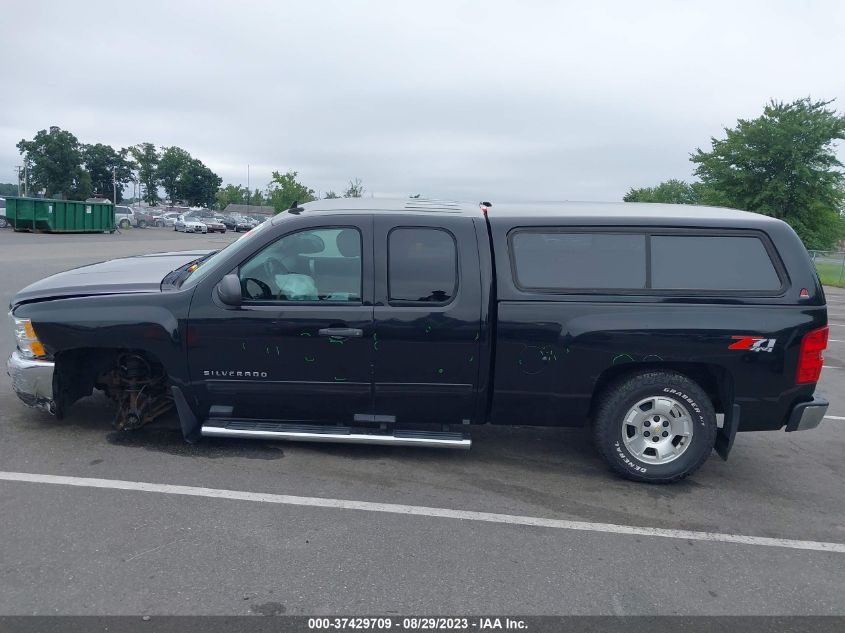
796 326 828 384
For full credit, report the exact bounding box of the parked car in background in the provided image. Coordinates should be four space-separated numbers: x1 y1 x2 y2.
162 212 181 227
188 213 226 233
132 208 156 228
145 209 167 227
222 214 257 232
204 218 227 233
247 215 268 224
0 198 7 229
114 205 137 229
174 215 208 233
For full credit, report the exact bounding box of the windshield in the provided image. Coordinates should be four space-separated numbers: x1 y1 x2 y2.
179 215 279 288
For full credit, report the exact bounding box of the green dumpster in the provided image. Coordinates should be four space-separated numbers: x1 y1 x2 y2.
4 197 115 233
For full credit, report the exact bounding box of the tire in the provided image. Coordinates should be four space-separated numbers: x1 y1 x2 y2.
119 219 130 229
138 219 147 229
592 370 716 484
0 217 8 229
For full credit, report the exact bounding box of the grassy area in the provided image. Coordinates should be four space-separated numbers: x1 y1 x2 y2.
814 261 845 288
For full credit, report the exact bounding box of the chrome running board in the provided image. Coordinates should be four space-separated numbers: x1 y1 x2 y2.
200 419 471 449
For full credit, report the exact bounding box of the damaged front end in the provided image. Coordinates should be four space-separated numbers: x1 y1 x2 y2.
8 345 174 431
6 350 57 414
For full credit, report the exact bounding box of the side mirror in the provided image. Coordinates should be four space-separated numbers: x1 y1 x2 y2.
216 273 242 306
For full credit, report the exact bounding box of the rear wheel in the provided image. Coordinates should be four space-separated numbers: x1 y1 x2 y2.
137 219 147 228
0 217 8 229
119 219 130 229
592 370 716 483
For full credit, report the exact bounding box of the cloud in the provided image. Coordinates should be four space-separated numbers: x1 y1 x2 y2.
1 0 843 202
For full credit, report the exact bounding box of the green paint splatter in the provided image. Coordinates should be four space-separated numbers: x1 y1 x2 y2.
468 355 474 363
644 354 664 362
373 333 379 351
241 342 246 351
304 356 315 363
300 332 311 337
328 336 344 345
437 368 444 374
612 354 635 365
333 377 347 382
473 332 480 341
424 324 432 334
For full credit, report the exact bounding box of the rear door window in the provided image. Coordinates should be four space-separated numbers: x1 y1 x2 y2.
651 235 781 291
510 232 647 290
389 227 458 303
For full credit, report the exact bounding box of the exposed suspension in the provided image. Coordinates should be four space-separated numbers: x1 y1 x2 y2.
107 353 173 431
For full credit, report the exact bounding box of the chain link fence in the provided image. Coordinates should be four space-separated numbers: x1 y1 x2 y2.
808 250 845 287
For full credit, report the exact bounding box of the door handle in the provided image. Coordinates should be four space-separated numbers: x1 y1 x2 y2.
318 327 363 338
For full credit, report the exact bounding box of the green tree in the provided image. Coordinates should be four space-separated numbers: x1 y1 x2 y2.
74 171 93 201
343 177 364 198
82 143 135 202
267 170 315 213
16 126 90 199
0 183 18 196
215 183 249 210
130 143 160 205
623 179 701 204
692 98 845 249
181 158 222 207
323 190 339 199
157 146 192 204
250 188 265 206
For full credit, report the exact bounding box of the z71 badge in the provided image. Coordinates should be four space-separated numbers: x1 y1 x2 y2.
728 336 776 353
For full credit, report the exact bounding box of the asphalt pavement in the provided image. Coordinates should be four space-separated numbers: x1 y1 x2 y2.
0 227 842 615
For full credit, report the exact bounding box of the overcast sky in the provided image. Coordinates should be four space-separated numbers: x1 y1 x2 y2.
2 0 844 202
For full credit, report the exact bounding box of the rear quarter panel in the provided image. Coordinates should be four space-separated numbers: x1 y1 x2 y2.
492 300 823 430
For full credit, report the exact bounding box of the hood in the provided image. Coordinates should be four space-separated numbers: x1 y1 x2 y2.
12 250 212 307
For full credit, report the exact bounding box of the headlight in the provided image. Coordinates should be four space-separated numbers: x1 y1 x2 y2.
13 317 49 359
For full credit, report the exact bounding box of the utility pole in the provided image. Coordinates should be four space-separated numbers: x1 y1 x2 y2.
113 166 117 205
247 164 251 209
15 167 22 196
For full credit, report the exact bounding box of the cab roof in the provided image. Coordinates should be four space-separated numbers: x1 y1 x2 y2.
296 197 783 228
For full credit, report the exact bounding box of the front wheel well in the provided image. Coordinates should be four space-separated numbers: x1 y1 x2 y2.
54 348 172 426
588 362 732 420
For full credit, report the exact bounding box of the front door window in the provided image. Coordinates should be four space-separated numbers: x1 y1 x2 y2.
239 227 362 303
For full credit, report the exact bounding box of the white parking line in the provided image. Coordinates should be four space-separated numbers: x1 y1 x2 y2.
822 365 841 369
0 471 843 554
825 415 845 421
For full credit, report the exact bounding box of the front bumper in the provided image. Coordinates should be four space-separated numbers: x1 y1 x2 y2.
6 350 56 414
785 397 828 432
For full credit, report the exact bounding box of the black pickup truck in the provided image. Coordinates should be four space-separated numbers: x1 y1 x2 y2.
7 198 830 482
